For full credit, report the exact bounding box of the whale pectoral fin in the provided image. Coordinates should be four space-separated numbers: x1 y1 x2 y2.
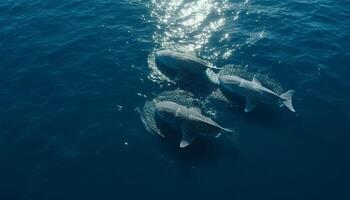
179 126 196 148
175 70 187 81
215 133 222 138
252 76 262 86
245 98 257 112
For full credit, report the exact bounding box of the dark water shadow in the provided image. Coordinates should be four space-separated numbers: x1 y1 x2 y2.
154 114 239 171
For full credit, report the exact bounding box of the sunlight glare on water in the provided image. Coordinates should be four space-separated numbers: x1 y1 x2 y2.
150 0 229 51
148 0 235 83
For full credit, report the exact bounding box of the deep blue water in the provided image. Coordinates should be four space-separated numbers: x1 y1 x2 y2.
1 0 350 199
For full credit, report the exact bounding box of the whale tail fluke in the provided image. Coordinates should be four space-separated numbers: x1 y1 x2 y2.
281 90 295 112
221 127 234 133
219 126 239 145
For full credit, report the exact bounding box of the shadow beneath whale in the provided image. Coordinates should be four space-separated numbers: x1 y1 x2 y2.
154 113 239 170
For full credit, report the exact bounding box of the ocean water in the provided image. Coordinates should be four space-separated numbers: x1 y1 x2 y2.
1 0 350 199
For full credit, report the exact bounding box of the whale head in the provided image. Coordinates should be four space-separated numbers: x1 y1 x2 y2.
155 50 175 68
219 75 242 88
155 101 179 119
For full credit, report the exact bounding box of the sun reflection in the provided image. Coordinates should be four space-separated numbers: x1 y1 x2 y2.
148 0 251 83
150 0 228 52
147 0 230 83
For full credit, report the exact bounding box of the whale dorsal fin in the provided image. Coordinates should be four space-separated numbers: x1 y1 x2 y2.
190 100 202 114
252 76 262 86
179 125 196 148
189 107 201 114
245 97 257 112
185 50 197 56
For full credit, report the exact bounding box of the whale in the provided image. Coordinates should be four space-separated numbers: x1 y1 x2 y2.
219 75 295 113
155 50 221 80
155 101 233 148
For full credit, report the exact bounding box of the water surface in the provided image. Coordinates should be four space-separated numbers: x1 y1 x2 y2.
0 0 350 199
